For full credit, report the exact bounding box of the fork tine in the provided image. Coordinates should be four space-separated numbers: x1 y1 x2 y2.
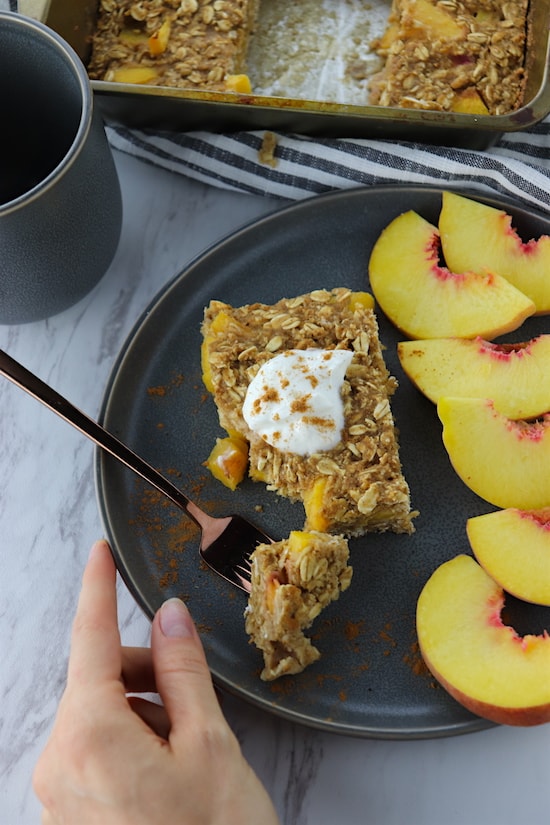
202 556 252 593
199 514 273 593
235 572 252 593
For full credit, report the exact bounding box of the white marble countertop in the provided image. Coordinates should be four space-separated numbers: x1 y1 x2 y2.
1 148 549 825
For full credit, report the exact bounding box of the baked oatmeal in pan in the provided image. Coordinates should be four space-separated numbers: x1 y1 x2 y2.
88 0 258 92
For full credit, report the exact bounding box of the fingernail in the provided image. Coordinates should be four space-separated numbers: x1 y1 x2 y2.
159 598 194 638
89 538 109 559
89 539 104 558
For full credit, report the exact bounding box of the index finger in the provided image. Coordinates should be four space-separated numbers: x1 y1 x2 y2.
67 539 122 688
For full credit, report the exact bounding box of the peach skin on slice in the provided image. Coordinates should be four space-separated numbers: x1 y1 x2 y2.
439 191 550 314
467 509 550 606
438 396 550 510
416 554 550 726
368 210 534 339
398 335 550 418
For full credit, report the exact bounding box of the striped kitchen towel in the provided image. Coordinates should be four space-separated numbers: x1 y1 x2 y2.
106 122 550 212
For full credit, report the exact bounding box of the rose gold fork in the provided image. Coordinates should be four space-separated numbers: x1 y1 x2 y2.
0 348 274 592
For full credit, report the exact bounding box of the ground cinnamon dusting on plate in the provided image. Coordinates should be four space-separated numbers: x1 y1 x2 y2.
403 641 436 681
147 372 185 398
375 622 398 657
269 677 297 696
315 673 344 689
344 619 364 641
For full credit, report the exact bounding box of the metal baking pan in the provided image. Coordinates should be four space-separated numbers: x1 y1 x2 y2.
46 0 550 148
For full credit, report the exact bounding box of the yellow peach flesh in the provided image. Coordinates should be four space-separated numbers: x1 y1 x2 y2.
225 74 252 94
417 554 550 725
287 530 314 555
467 509 550 606
303 478 330 532
148 20 171 56
205 435 248 490
201 310 243 393
368 210 534 339
348 291 375 312
398 335 550 419
401 0 467 40
451 88 489 115
438 396 550 509
440 191 550 314
111 66 159 84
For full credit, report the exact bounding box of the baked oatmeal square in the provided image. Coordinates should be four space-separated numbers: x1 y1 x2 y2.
245 530 352 681
201 287 415 537
88 0 257 92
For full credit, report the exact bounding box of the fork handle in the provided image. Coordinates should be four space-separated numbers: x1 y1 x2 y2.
0 348 209 530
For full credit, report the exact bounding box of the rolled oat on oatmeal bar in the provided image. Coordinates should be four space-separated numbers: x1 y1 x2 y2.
201 287 416 537
88 0 258 92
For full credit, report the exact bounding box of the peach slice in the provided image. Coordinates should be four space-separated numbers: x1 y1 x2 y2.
437 396 550 509
205 434 248 490
225 74 252 94
372 0 466 52
201 309 247 394
439 191 550 314
467 509 550 606
399 0 467 41
368 210 534 339
451 88 489 115
148 19 171 56
398 335 550 418
416 554 550 726
110 66 159 85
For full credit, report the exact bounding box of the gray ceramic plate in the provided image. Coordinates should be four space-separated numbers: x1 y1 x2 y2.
96 185 550 739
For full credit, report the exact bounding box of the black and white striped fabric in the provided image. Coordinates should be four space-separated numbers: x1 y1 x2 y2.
106 122 550 211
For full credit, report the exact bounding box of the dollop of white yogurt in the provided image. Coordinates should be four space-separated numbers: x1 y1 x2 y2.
242 348 353 455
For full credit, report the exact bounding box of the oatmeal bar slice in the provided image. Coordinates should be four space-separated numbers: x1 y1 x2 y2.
88 0 257 92
201 288 415 536
369 0 528 115
245 530 352 681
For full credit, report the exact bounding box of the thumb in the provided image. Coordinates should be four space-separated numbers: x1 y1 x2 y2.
151 598 224 739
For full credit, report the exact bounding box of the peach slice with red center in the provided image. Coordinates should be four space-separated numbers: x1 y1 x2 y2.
398 335 550 418
416 554 550 726
439 191 550 314
437 396 550 510
368 210 535 339
467 509 550 606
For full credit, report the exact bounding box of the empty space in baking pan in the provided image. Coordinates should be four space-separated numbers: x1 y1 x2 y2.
247 0 390 105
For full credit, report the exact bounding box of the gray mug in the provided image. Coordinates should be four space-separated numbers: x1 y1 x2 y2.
0 11 122 324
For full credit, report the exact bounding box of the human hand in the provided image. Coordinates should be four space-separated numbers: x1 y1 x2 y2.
33 539 280 825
